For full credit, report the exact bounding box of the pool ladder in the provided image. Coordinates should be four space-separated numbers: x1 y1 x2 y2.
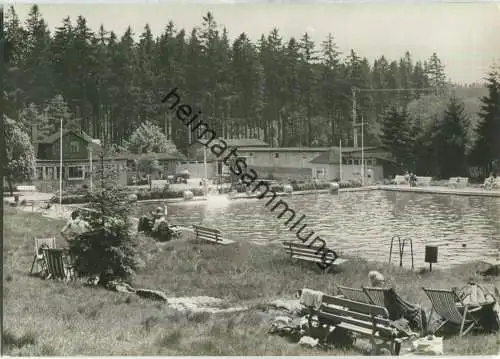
389 235 414 270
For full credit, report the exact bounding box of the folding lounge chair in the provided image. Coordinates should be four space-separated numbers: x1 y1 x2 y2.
336 285 370 303
30 237 57 274
423 287 482 336
363 286 427 335
42 248 75 281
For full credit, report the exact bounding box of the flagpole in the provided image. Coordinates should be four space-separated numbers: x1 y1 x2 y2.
59 118 63 216
339 139 342 182
89 149 93 192
361 115 364 186
203 146 208 197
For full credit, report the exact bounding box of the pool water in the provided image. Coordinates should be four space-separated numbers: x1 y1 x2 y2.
133 190 500 268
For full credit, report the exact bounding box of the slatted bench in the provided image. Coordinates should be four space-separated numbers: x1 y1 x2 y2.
301 289 413 355
151 180 169 190
283 241 348 272
416 176 432 187
448 177 469 188
391 175 407 185
192 225 234 245
16 185 36 192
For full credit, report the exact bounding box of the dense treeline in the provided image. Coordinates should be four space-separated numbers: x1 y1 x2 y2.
4 6 446 148
3 5 499 178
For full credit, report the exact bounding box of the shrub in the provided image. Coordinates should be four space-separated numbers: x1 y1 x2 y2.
69 186 138 284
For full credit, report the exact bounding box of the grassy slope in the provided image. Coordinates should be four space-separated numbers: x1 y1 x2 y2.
3 207 499 355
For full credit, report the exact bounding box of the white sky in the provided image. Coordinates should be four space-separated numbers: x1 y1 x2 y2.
10 1 500 84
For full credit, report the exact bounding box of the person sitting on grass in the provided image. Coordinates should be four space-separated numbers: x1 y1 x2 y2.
60 209 91 241
151 202 168 233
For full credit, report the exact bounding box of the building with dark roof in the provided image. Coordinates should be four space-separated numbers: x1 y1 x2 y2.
33 130 184 190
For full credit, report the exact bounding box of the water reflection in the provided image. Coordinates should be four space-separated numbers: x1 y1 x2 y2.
133 191 500 268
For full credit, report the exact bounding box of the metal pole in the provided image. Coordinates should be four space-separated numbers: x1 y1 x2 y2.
59 118 63 214
361 115 364 186
89 149 93 192
203 146 208 197
339 139 342 181
352 88 357 148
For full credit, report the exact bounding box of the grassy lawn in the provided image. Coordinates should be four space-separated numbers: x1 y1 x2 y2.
3 207 499 355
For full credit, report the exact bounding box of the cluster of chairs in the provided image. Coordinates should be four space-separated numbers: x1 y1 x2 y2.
299 284 498 355
337 284 497 337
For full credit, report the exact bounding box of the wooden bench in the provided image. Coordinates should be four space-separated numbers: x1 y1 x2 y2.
416 176 432 187
192 225 234 245
391 175 407 185
301 289 413 355
448 177 469 189
16 185 36 192
151 180 169 190
283 241 348 272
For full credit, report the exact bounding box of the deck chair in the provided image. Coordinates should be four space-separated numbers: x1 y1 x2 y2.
42 248 75 281
30 237 56 274
336 285 370 303
423 287 482 336
363 286 427 335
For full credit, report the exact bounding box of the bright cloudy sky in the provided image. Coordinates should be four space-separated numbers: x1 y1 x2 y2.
9 1 500 84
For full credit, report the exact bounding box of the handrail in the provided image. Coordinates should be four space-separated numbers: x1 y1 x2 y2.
389 235 414 270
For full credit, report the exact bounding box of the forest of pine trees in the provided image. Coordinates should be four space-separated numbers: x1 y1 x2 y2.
3 5 499 179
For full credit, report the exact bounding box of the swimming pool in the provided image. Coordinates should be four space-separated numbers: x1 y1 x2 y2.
133 190 500 268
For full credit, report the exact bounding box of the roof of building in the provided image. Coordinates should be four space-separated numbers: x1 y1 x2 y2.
309 148 394 164
221 138 270 148
38 129 95 145
309 150 342 164
235 146 379 153
107 151 186 161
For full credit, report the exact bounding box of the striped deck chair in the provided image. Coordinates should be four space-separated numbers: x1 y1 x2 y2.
30 237 57 275
42 248 75 281
423 287 482 336
336 285 370 303
363 286 427 335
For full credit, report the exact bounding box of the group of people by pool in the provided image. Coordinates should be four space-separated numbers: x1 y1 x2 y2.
404 171 418 187
60 202 173 241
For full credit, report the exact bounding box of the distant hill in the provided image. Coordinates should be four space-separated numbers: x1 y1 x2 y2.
452 86 488 100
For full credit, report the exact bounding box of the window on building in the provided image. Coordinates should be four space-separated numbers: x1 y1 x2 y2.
249 152 253 157
36 167 43 180
274 153 279 158
348 159 353 165
68 166 84 180
316 168 326 178
366 159 373 166
353 159 359 165
70 141 80 153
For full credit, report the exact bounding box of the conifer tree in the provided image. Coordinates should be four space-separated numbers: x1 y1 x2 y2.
432 96 470 178
469 70 500 176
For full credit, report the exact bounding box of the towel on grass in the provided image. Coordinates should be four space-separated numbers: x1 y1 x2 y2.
300 288 323 309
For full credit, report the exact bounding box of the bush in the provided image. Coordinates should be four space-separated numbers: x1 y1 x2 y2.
69 186 138 283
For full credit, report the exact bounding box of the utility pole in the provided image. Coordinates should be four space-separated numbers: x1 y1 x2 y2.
361 115 364 186
352 87 357 148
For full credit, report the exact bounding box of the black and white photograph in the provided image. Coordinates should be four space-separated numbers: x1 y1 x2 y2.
1 0 500 356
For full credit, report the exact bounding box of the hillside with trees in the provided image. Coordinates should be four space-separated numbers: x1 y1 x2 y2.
4 5 499 178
